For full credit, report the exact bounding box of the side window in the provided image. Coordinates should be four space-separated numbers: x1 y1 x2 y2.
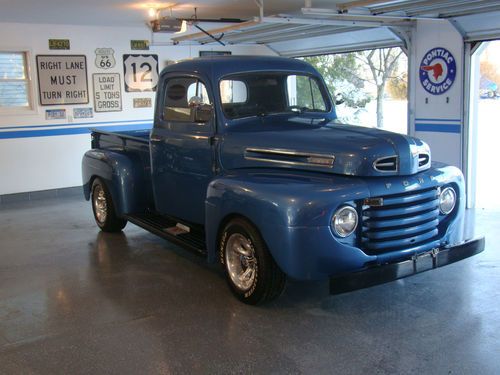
310 80 326 111
187 81 210 105
220 80 248 104
286 75 327 111
163 77 210 122
0 51 33 111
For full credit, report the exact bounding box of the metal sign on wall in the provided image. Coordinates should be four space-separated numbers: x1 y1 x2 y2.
73 107 93 119
48 39 70 50
45 109 66 120
94 48 116 69
93 73 122 112
419 47 456 95
130 40 150 50
36 55 89 105
123 54 159 92
133 97 152 108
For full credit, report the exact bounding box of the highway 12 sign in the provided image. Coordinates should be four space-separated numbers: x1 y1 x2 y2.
123 54 159 92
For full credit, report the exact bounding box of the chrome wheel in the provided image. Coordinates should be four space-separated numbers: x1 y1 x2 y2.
225 233 257 292
93 184 108 224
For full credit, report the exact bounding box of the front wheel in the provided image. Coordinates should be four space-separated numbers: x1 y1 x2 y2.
220 218 286 305
91 178 127 232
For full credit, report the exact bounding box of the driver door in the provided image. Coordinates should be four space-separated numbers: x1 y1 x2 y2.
150 75 215 224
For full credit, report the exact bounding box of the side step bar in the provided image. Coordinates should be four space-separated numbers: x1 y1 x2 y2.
125 213 207 256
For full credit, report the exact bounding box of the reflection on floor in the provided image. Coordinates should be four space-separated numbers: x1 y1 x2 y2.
0 196 498 374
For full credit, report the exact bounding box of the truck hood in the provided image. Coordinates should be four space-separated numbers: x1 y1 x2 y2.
220 117 431 177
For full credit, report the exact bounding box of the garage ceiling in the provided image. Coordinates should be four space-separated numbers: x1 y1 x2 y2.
0 0 341 27
169 0 500 55
2 0 500 52
4 0 500 28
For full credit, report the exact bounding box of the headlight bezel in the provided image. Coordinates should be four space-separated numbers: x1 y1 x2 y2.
331 205 359 238
439 186 457 215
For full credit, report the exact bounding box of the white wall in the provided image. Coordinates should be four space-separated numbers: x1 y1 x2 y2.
0 22 275 195
409 19 464 168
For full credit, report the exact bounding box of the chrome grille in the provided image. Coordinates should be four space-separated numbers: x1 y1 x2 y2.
361 187 440 255
373 156 398 172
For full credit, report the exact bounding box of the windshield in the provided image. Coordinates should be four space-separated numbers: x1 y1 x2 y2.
220 73 330 119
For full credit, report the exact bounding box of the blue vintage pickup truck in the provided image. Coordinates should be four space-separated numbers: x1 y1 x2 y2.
82 56 484 304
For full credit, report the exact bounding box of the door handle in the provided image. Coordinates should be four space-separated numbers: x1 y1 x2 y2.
150 136 162 142
209 135 220 145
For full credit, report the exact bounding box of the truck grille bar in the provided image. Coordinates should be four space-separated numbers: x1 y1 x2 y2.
361 187 440 255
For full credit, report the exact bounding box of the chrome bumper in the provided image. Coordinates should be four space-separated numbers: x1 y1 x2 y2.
330 237 485 295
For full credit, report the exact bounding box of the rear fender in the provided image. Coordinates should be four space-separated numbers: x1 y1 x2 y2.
82 149 151 216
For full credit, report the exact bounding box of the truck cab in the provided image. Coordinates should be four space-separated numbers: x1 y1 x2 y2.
82 56 484 304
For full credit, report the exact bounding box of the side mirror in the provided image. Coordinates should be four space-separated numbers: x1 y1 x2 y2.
194 104 213 123
335 93 345 105
189 96 213 123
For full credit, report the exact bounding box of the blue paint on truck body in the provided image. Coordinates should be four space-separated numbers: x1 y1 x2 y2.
82 56 476 282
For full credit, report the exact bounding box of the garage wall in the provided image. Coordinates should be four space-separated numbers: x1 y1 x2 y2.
0 22 275 195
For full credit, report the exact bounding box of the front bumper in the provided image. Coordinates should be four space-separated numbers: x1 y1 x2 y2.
330 237 485 294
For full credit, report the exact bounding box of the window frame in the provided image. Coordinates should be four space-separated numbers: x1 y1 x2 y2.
218 71 332 120
160 74 213 124
286 74 328 112
0 48 37 115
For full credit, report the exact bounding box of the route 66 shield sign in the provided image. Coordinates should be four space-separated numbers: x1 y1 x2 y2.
95 48 116 69
123 54 159 92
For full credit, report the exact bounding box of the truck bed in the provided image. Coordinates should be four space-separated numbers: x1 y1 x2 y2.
90 128 150 150
90 128 153 207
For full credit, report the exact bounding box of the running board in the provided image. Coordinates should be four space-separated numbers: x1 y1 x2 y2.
125 213 207 256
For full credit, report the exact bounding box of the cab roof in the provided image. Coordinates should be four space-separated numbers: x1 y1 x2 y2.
160 55 320 82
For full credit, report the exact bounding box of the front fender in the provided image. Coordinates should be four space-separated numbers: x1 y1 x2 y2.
205 166 467 280
82 149 151 216
205 169 370 274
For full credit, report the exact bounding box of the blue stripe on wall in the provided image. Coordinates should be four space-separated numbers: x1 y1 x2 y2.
0 122 153 139
415 123 461 134
415 118 462 122
0 119 153 131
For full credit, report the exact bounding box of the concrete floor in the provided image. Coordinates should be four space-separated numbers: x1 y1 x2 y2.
0 195 498 374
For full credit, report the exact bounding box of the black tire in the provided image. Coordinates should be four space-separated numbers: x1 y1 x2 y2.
219 218 286 305
91 178 127 232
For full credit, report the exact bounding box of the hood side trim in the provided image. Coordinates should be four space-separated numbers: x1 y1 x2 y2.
245 147 335 168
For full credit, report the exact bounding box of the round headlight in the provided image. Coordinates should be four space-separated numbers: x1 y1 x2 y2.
439 187 456 215
332 206 358 237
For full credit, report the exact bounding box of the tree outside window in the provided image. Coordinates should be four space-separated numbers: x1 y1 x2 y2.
300 47 408 134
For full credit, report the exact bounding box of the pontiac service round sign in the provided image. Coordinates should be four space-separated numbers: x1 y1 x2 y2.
419 47 456 95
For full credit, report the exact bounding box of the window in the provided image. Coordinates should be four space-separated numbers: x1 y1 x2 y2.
163 77 210 122
299 48 408 134
0 51 32 110
220 73 329 119
220 80 248 104
187 81 210 104
287 75 326 111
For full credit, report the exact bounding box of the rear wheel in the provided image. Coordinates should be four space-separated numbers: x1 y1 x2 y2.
220 218 286 305
91 178 127 232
